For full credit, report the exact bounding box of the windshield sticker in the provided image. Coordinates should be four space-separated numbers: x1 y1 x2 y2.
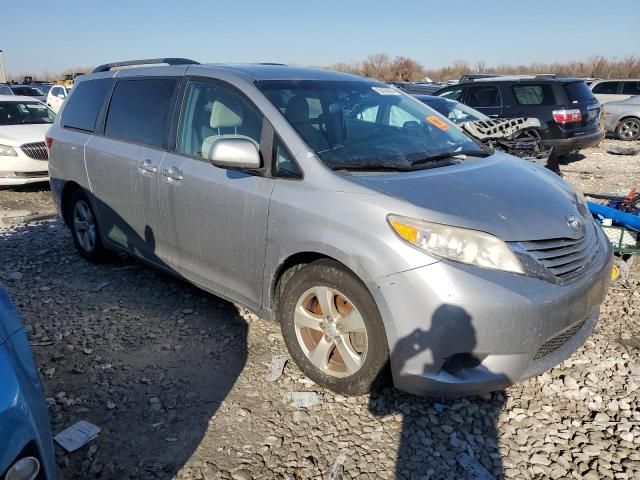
426 115 449 131
372 87 400 95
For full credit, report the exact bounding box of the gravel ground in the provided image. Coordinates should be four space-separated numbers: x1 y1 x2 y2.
0 139 639 480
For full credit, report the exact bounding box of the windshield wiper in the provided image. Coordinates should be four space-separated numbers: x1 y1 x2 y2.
409 150 490 167
329 163 413 172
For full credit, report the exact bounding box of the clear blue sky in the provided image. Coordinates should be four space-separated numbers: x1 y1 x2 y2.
2 0 638 75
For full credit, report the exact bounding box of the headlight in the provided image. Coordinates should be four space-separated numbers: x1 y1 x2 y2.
0 144 18 157
388 214 524 274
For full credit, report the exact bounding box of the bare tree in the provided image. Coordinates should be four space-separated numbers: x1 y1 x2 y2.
391 56 425 82
361 53 392 80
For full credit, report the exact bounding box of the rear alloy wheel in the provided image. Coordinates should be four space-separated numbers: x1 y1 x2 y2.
66 189 108 262
278 260 390 395
616 117 640 141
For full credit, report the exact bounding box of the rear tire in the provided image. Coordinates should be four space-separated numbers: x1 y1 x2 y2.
616 117 640 141
278 260 390 395
65 189 108 262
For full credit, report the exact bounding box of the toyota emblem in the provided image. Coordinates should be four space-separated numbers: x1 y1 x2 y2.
566 214 582 232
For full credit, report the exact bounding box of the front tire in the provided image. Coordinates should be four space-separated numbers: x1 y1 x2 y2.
278 260 390 395
65 189 108 262
616 117 640 141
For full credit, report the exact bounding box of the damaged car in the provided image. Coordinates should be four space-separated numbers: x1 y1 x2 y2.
415 95 553 167
48 59 612 397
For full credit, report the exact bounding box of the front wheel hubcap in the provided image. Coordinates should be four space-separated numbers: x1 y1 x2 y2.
294 286 368 378
73 200 96 252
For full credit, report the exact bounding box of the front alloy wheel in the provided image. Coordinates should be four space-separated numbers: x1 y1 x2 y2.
294 286 368 377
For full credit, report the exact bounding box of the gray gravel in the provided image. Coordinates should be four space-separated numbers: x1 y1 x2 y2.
0 139 639 479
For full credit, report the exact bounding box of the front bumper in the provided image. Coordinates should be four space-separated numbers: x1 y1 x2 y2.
0 175 50 186
0 153 49 186
368 226 612 397
541 129 604 156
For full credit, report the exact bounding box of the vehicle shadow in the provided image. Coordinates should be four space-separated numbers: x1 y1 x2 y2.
558 151 586 165
0 182 51 193
369 305 507 479
0 194 248 479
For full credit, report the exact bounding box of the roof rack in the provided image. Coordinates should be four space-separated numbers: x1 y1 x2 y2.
92 58 200 73
256 62 287 66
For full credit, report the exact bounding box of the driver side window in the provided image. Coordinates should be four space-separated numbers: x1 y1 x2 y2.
177 81 263 161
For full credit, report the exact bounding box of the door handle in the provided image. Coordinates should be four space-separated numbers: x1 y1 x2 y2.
162 166 183 181
138 159 158 174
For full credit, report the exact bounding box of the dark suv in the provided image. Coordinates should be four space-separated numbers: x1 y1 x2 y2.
434 76 604 156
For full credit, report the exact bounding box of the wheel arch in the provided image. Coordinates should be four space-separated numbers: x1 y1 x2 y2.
60 180 82 227
268 251 366 320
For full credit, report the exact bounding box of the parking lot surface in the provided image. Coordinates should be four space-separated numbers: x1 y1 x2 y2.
1 139 639 479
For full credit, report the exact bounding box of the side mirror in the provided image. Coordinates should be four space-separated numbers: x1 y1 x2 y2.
209 138 261 169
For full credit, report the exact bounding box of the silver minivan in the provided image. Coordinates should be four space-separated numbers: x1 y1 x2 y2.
47 59 612 397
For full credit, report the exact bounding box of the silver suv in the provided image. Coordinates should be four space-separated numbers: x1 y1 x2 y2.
47 58 612 397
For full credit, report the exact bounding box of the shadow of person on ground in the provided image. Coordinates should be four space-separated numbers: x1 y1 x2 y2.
369 304 507 479
0 198 249 479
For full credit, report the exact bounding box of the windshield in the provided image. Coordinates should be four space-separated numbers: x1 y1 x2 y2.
10 86 45 96
564 82 595 104
417 96 490 124
0 101 56 125
257 80 486 170
38 85 52 94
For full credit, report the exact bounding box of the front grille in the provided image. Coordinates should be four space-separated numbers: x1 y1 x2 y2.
517 223 599 280
20 142 48 160
14 171 48 178
533 320 586 360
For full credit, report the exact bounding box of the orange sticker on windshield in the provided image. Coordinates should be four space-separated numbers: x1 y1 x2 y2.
426 115 449 131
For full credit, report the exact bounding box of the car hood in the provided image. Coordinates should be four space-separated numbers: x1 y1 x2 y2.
0 284 22 345
346 153 586 242
0 123 51 146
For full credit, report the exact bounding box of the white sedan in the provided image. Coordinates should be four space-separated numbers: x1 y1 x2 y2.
0 95 54 186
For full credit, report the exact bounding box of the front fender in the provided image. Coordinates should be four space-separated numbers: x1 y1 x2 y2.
261 181 438 316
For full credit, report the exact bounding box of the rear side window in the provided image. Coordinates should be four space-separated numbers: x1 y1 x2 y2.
61 79 112 132
466 86 501 107
564 82 595 104
512 84 556 105
592 81 620 94
622 81 640 95
104 78 177 148
105 78 177 149
0 85 11 95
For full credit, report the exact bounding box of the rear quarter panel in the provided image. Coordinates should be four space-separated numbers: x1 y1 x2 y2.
48 125 92 215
